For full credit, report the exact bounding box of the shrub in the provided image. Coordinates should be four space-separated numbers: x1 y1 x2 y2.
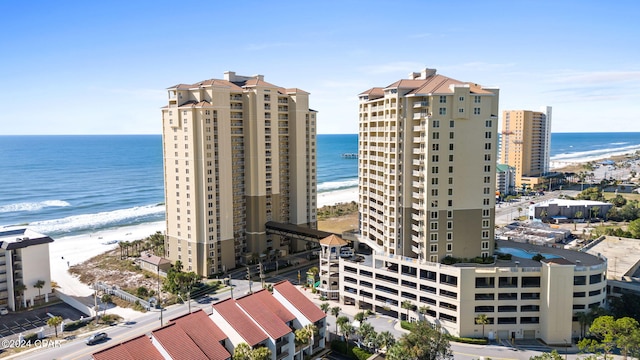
24 333 38 343
352 347 373 360
136 286 149 297
448 336 488 345
400 320 416 331
496 253 512 260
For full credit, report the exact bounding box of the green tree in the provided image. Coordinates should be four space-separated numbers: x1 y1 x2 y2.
418 305 431 321
233 343 252 360
354 310 368 324
377 330 396 352
47 316 63 338
295 323 317 351
14 283 26 309
578 315 640 360
611 194 627 207
628 218 640 239
250 346 271 360
357 321 375 343
331 306 342 334
33 280 45 303
388 321 452 360
339 322 355 349
320 302 330 314
475 314 490 339
336 315 349 337
401 300 414 321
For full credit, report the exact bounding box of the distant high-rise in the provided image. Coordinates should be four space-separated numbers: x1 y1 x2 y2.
161 72 317 275
358 68 500 261
500 107 552 189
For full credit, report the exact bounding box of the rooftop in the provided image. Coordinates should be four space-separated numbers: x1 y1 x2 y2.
0 227 54 250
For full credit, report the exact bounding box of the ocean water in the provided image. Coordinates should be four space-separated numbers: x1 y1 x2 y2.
2 132 640 238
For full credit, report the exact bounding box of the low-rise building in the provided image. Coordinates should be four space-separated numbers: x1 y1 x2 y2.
0 227 54 311
339 240 606 344
136 251 171 276
496 164 516 197
528 199 613 222
93 281 326 360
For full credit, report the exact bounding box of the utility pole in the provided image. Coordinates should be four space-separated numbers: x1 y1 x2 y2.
258 262 265 288
246 266 252 294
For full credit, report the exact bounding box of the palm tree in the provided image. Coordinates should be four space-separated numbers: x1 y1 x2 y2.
33 280 45 303
517 207 523 219
377 331 396 352
576 311 589 339
418 305 430 321
354 311 367 324
401 300 414 321
233 342 252 360
336 316 349 338
320 302 330 314
475 314 490 339
47 316 63 337
340 322 354 349
14 283 26 309
174 260 183 272
357 321 375 343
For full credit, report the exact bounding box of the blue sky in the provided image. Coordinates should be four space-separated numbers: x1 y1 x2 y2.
1 1 639 135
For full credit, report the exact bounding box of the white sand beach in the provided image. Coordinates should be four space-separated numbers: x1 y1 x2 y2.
49 221 165 297
317 187 358 208
49 188 358 296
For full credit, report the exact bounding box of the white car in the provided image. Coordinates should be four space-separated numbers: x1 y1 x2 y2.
0 308 8 315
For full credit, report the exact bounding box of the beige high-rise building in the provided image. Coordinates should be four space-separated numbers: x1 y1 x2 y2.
358 68 499 262
500 107 552 189
161 71 317 276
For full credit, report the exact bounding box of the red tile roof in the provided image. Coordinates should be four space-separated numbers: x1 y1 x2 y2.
170 311 230 360
213 298 268 346
273 281 326 323
250 288 296 324
92 334 164 360
152 323 210 360
138 251 171 267
237 290 293 339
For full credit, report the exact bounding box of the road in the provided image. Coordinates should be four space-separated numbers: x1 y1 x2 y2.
494 189 580 226
17 261 315 360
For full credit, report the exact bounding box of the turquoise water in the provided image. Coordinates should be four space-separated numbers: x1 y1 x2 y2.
497 247 561 259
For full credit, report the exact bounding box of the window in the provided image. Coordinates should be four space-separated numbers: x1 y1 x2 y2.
458 108 464 113
430 222 438 230
484 154 491 161
458 96 464 101
430 211 438 219
439 107 446 115
430 244 438 253
432 143 439 151
439 96 447 103
446 243 452 252
448 189 453 196
430 233 438 242
449 132 454 139
432 178 439 185
474 96 481 103
432 155 439 162
450 120 454 127
485 131 492 139
447 232 453 240
485 120 492 127
433 120 440 128
474 107 481 115
485 143 491 150
433 132 440 139
448 166 453 173
482 230 489 239
481 241 489 249
431 188 438 196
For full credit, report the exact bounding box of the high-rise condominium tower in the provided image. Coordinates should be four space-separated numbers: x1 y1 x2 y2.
500 107 552 189
161 72 317 276
358 68 499 261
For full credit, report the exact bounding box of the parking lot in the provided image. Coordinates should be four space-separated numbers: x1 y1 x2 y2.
0 303 86 338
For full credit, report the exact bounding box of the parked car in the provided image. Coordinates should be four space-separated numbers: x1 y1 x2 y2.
86 332 108 345
0 308 7 315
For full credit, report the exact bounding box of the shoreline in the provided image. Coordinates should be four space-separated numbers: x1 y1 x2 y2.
50 221 165 297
